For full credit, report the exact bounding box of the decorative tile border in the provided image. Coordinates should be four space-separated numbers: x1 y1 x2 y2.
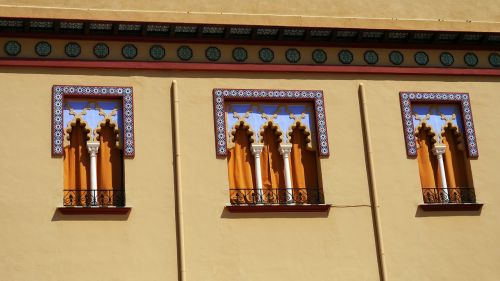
52 85 135 158
213 89 330 157
399 92 478 158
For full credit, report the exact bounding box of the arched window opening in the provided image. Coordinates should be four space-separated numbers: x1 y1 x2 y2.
228 124 256 204
416 125 440 189
97 120 124 206
442 125 474 203
223 100 326 207
260 124 286 204
62 98 128 208
289 124 320 204
416 123 476 204
63 120 91 206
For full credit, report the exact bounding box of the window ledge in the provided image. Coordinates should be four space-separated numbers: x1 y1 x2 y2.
225 204 331 213
57 207 131 215
418 203 483 211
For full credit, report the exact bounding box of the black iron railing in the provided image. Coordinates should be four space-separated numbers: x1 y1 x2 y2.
63 189 125 207
421 188 476 204
229 188 324 205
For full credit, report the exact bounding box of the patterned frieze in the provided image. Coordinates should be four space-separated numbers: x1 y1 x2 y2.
0 38 498 69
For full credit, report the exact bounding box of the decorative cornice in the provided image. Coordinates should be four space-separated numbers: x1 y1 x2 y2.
0 17 499 49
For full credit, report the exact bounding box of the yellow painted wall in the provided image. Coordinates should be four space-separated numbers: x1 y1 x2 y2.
0 69 179 281
363 76 500 281
0 68 499 280
0 0 499 31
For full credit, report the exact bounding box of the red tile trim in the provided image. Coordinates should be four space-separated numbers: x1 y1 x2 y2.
1 59 499 76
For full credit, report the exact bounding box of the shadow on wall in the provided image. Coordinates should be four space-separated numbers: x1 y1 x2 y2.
414 207 482 217
51 209 130 221
220 207 330 219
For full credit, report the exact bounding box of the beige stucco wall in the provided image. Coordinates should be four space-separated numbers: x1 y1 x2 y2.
0 68 499 281
0 69 179 281
0 0 499 32
363 76 500 281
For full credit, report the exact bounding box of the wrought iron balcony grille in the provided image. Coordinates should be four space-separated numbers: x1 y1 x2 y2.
421 188 476 204
63 189 125 207
229 188 324 205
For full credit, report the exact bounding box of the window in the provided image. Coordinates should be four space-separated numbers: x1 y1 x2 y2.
52 86 135 209
213 89 330 206
400 92 478 204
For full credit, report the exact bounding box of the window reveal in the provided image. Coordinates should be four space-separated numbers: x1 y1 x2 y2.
412 104 475 204
226 102 323 205
63 100 124 207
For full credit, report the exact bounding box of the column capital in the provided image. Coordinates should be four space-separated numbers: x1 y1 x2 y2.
250 143 264 156
279 143 292 155
87 141 100 157
432 144 446 156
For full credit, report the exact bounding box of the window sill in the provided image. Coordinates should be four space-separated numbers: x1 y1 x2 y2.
225 204 331 213
418 203 483 211
57 206 131 215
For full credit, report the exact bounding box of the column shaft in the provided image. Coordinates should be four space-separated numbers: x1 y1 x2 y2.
279 144 293 204
87 141 100 206
251 144 264 204
432 144 449 203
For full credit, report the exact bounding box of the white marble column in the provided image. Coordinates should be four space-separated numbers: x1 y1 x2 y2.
432 144 449 202
250 144 264 204
87 141 100 206
279 144 293 203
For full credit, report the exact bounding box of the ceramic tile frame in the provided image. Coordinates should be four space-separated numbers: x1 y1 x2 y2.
399 91 478 158
213 88 330 157
52 85 135 158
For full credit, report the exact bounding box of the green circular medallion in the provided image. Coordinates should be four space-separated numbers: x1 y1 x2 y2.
232 47 248 62
488 53 500 67
177 46 193 61
464 53 478 67
64 42 81 58
205 46 221 61
35 41 51 57
338 50 354 64
363 50 378 65
4 41 21 56
440 52 454 66
312 49 327 64
285 48 301 63
414 52 429 65
259 48 274 63
93 43 109 58
389 51 404 65
122 44 138 59
149 45 165 60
